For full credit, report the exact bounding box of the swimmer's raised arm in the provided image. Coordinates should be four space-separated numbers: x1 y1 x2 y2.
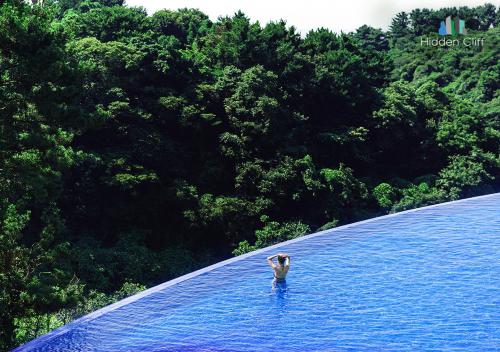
267 254 277 268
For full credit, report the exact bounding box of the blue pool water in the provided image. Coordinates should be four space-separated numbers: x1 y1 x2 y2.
15 194 500 351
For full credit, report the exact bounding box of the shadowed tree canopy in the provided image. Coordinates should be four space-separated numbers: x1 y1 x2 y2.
1 1 498 349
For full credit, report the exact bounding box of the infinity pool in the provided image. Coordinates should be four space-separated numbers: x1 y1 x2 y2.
15 194 500 351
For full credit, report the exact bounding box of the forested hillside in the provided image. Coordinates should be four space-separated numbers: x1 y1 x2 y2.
0 0 498 348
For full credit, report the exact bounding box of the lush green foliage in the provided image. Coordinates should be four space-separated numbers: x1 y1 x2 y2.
0 1 498 349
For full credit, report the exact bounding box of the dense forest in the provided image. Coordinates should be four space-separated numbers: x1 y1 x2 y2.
0 0 498 349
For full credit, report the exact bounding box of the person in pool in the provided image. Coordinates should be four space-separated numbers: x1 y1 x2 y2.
267 253 290 288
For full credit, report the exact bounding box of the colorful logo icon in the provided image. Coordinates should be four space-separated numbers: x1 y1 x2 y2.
439 16 467 35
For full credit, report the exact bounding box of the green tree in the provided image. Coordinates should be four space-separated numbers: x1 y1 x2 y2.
0 3 83 347
1 3 499 347
233 215 310 255
390 12 410 38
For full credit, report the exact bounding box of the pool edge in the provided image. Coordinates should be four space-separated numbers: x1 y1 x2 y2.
12 191 499 351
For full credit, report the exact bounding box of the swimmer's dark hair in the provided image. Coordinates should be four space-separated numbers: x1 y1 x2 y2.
277 254 286 265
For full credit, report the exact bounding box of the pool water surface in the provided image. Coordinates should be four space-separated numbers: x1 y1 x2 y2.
15 193 500 351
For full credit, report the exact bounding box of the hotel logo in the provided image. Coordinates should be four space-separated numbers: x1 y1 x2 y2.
439 16 467 35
